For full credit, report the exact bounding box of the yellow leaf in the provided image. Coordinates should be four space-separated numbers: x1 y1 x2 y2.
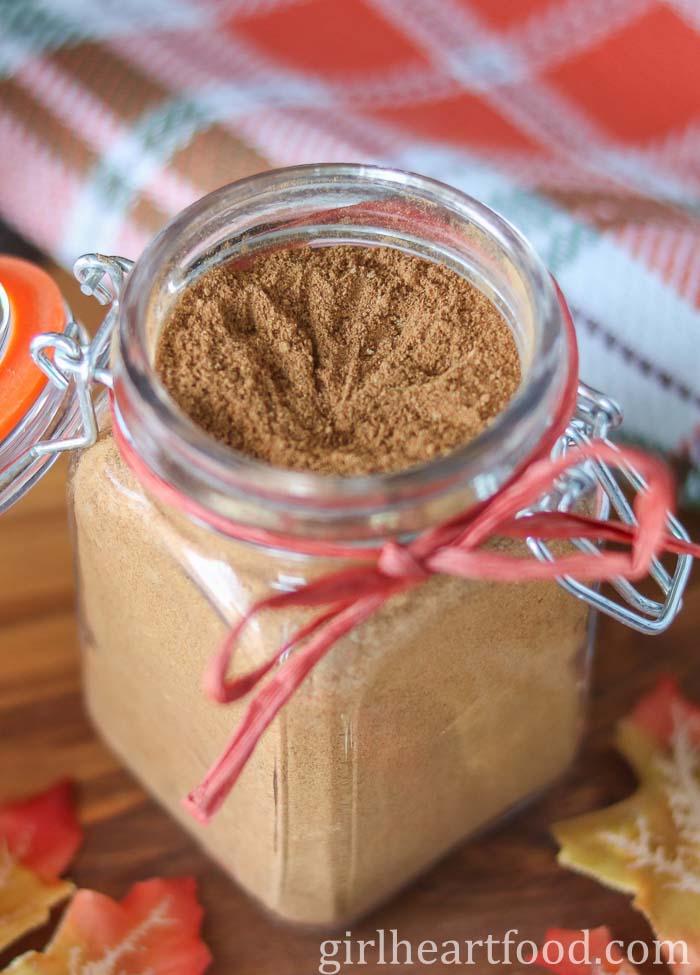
0 860 73 952
554 678 700 975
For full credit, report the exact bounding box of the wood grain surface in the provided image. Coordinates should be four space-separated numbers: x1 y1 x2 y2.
0 228 698 973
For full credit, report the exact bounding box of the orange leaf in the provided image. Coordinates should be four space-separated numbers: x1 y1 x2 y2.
536 927 640 974
554 679 700 975
0 782 81 951
4 877 212 974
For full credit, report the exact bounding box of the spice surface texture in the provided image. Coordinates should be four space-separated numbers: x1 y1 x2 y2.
156 245 521 474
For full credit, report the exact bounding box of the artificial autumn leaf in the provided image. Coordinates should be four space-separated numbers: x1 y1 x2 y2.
0 781 82 950
536 926 640 974
554 678 700 975
4 877 212 975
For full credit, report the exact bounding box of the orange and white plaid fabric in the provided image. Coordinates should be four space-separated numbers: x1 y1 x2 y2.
1 0 699 493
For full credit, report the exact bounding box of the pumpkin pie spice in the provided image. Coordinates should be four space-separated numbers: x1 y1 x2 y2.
156 245 521 473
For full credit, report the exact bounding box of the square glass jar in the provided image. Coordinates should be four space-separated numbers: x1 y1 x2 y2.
68 165 591 928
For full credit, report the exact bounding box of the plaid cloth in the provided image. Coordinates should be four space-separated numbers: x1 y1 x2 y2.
1 0 699 497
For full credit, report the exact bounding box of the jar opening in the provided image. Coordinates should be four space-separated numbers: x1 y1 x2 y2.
114 165 572 543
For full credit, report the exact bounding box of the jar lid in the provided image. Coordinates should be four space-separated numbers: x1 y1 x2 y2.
0 256 66 440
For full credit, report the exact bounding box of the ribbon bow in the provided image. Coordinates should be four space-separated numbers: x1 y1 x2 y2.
153 439 696 823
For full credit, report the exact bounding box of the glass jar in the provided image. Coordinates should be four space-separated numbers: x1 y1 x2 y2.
0 165 693 929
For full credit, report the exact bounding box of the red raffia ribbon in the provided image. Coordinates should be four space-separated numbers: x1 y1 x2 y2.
111 295 700 824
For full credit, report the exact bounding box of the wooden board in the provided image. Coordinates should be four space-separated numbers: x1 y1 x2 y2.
1 234 699 973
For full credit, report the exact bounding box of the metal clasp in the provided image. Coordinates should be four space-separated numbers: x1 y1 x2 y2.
30 254 133 443
0 254 132 498
526 383 693 634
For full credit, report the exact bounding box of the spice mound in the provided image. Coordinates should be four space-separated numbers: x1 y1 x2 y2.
156 245 521 475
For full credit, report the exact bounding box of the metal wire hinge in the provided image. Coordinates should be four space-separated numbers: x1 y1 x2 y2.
0 254 132 496
31 254 132 446
525 383 693 634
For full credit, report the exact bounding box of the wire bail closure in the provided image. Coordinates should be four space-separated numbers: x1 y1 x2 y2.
0 254 132 499
524 383 692 633
31 253 133 401
0 251 694 635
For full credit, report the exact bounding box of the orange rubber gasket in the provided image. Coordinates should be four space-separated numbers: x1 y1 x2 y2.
0 256 66 441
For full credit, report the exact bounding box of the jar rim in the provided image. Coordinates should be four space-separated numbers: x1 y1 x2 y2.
113 163 572 543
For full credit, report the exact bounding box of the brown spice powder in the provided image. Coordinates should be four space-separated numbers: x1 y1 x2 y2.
156 245 521 475
73 432 589 928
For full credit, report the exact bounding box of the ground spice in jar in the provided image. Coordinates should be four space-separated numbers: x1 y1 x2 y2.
71 242 591 928
155 246 521 473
